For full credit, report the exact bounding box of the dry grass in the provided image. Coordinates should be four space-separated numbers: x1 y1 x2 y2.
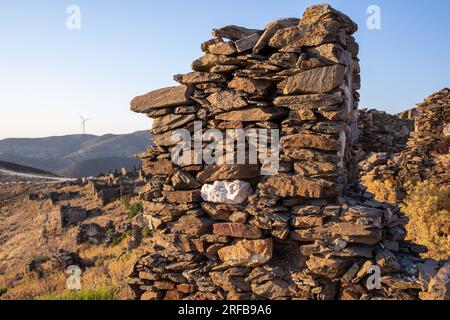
40 287 115 300
0 181 147 300
361 176 398 204
0 261 66 300
0 243 147 300
401 181 450 260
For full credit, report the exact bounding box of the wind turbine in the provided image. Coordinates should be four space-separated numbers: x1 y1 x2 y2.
79 114 90 135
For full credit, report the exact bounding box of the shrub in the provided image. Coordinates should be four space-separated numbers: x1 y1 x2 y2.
121 197 131 210
111 231 133 247
401 181 450 260
40 287 115 300
127 202 143 219
0 286 7 296
361 177 398 204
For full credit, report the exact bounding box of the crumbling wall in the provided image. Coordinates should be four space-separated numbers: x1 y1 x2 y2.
59 206 87 229
360 89 450 191
128 4 432 301
87 169 145 205
356 109 412 159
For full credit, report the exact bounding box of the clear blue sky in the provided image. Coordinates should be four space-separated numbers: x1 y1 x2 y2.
0 0 449 139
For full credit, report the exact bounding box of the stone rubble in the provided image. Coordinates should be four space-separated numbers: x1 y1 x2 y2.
359 88 450 202
127 4 448 300
87 168 146 206
59 206 87 229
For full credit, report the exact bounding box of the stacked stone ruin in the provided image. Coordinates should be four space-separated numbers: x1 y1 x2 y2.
87 168 146 206
359 89 450 195
356 109 413 160
397 88 450 185
127 4 435 300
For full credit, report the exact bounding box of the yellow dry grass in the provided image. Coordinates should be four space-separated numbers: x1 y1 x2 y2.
0 242 148 300
361 176 398 204
401 181 450 260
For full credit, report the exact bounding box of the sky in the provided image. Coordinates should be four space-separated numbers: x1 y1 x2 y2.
0 0 449 139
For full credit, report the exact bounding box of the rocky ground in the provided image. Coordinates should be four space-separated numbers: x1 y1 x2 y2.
0 173 150 300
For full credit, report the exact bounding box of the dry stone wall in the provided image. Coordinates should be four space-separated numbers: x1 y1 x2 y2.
356 109 412 160
400 88 450 185
127 4 434 301
359 89 450 193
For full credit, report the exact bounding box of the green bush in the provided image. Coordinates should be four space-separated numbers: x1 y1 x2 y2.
111 231 133 247
127 202 143 219
0 286 7 296
121 197 131 210
40 287 115 300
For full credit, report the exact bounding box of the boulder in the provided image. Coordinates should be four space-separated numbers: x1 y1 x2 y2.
201 180 253 205
281 133 342 151
443 124 450 137
294 161 337 177
207 90 248 111
268 52 298 68
161 190 202 204
426 261 450 300
253 18 300 54
292 223 382 245
278 65 346 94
269 26 303 49
263 174 338 199
171 171 201 190
306 43 350 66
228 77 273 96
218 239 273 267
216 107 287 122
172 215 212 237
201 203 243 221
235 33 261 53
306 255 352 279
251 279 291 299
296 19 347 48
131 86 194 113
273 93 344 110
207 40 237 56
143 202 195 223
300 3 358 34
151 113 197 135
212 25 262 41
142 160 173 175
375 249 402 273
76 223 106 245
197 165 260 183
174 72 227 85
213 223 262 239
191 54 242 72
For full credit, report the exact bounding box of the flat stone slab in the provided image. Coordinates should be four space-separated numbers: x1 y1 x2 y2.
131 85 194 113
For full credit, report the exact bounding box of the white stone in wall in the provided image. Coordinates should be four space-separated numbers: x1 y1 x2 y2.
201 180 253 205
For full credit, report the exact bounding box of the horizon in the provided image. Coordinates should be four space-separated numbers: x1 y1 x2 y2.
0 129 149 141
0 0 449 140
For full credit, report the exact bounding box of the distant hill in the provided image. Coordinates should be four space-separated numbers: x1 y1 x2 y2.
0 131 153 178
0 160 58 177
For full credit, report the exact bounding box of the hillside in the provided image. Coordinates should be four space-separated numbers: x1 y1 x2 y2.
0 161 58 178
0 180 148 300
56 157 141 178
0 131 153 178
